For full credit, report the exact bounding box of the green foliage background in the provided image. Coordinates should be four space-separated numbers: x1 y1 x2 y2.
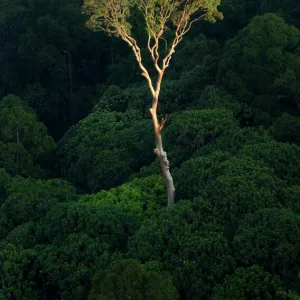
0 0 300 299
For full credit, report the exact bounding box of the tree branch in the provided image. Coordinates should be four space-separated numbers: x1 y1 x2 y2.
121 32 156 97
162 10 208 70
159 114 168 132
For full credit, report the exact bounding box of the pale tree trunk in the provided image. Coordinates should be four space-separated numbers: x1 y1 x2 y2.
121 37 176 206
150 97 175 207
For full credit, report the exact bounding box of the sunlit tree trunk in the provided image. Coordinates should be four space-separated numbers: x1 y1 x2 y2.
117 38 176 206
150 97 175 206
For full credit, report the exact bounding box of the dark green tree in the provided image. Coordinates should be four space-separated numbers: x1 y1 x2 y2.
0 243 37 299
164 108 238 166
270 113 300 145
34 201 138 299
233 209 300 292
58 110 154 192
0 176 74 237
128 198 235 299
0 94 55 177
79 175 166 219
89 259 178 300
218 13 300 125
239 139 300 185
212 266 293 300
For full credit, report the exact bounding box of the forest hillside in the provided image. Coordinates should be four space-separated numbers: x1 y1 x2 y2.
0 0 300 299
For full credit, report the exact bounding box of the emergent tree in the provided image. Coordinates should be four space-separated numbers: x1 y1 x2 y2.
83 0 223 206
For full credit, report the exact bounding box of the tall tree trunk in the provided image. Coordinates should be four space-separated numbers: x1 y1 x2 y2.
125 39 176 206
150 98 175 206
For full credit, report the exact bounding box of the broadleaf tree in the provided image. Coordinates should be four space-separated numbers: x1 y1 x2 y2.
83 0 223 206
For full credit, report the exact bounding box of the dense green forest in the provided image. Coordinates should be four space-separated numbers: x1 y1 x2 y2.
1 0 300 299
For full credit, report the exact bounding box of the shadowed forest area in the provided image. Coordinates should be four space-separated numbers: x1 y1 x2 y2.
0 0 300 299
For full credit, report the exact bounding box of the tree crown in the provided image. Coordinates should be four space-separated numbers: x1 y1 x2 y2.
84 0 222 36
83 0 223 82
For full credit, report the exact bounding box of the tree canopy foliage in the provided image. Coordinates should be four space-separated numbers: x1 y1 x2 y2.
0 0 300 299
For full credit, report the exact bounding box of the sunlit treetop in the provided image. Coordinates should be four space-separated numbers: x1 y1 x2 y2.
83 0 223 78
83 0 222 36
